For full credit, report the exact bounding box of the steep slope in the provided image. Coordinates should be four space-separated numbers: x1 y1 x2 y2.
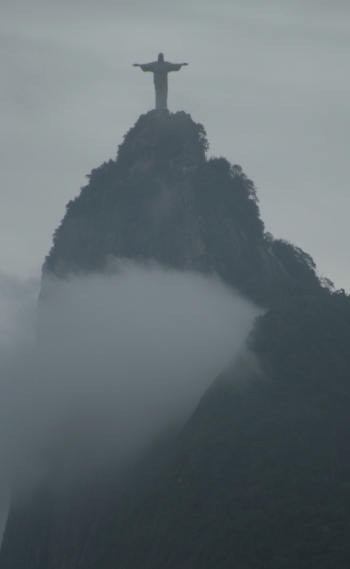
98 290 350 569
1 110 348 569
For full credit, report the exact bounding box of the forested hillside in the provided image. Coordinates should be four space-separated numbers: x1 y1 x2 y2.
1 110 350 569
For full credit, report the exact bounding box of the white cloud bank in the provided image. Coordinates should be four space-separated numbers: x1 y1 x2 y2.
0 262 261 539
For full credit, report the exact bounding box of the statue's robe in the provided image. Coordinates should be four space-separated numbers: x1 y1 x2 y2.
139 61 183 110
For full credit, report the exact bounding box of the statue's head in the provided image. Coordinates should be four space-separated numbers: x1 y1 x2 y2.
158 53 164 62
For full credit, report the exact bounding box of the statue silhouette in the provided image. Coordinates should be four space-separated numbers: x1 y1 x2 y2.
133 53 188 110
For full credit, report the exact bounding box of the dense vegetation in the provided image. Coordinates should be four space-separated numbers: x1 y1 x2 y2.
87 279 350 569
44 110 284 295
2 110 350 569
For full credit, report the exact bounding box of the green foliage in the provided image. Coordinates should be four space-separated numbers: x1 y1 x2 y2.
44 110 272 292
37 109 350 569
116 110 208 174
267 238 319 287
230 163 259 204
97 283 350 569
251 285 350 390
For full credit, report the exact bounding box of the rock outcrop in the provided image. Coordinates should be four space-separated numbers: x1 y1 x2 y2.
43 111 286 293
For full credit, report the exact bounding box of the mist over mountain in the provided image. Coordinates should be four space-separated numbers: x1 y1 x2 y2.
1 110 350 569
0 264 258 534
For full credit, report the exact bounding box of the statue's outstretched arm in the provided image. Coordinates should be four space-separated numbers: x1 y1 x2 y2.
132 63 155 72
166 62 189 72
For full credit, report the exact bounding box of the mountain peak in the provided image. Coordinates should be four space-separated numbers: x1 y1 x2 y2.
44 111 286 294
116 110 208 175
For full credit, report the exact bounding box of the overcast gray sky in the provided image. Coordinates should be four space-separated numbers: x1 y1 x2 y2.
1 0 349 290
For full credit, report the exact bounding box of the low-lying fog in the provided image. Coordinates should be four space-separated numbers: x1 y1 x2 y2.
0 261 261 540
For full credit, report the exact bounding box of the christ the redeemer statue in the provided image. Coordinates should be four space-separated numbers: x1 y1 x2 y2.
133 53 188 110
